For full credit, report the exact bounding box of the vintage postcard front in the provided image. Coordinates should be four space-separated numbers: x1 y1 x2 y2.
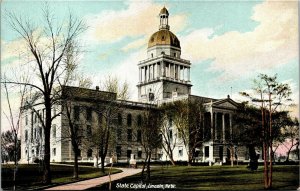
1 1 298 190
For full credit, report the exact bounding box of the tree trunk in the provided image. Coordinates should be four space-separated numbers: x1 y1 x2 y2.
268 97 273 189
141 153 147 181
43 119 51 184
108 159 113 191
263 142 269 189
230 145 234 167
73 147 79 179
146 151 151 181
101 155 105 173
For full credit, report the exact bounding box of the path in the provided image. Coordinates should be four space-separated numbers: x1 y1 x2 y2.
45 168 142 190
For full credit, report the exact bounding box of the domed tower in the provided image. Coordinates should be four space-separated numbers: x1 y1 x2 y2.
137 7 192 103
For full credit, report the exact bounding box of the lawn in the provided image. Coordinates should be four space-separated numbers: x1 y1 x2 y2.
2 163 121 190
90 165 299 190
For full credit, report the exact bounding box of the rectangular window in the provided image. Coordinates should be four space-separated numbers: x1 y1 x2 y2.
127 129 132 141
34 112 37 124
138 151 142 158
127 150 132 158
205 146 209 157
137 130 142 142
116 146 122 158
25 115 28 125
53 106 56 116
25 130 28 141
117 129 122 140
74 106 80 120
34 128 36 139
86 125 92 136
178 147 183 157
86 108 92 121
52 125 56 138
52 148 56 156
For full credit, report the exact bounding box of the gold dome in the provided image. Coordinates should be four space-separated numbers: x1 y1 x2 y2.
160 7 169 15
148 29 180 49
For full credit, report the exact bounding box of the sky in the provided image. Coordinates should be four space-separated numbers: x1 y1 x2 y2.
1 0 299 140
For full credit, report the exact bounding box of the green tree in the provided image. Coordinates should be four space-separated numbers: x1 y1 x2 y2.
241 73 292 189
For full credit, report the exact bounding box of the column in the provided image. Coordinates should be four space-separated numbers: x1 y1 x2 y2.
153 64 156 79
168 63 171 78
210 111 214 140
214 113 218 140
187 68 190 81
173 64 176 79
157 63 160 78
222 113 225 141
148 65 151 81
229 113 232 140
139 68 142 82
183 67 185 81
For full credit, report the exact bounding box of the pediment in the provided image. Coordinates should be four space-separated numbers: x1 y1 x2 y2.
212 99 239 110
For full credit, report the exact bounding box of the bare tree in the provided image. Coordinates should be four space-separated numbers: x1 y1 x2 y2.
4 5 86 183
1 72 28 190
172 98 204 165
139 106 161 182
158 104 177 166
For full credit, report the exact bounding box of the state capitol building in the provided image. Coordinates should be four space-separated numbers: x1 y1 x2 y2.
20 7 250 165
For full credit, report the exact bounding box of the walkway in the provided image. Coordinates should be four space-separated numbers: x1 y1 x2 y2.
45 168 142 190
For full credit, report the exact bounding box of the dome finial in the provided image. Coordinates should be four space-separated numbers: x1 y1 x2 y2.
159 7 169 30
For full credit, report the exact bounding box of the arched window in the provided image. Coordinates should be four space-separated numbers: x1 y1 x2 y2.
127 114 132 127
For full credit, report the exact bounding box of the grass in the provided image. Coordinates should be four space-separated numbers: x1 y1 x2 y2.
2 163 122 190
89 165 299 190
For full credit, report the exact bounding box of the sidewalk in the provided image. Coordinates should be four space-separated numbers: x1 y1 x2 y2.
45 168 142 190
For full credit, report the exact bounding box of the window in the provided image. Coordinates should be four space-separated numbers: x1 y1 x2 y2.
25 115 28 125
151 53 153 58
53 106 56 116
137 130 142 142
118 113 122 126
137 115 142 127
86 125 92 136
127 129 132 141
161 51 165 55
174 53 176 57
52 148 56 156
117 129 122 140
86 108 92 121
34 113 37 124
127 150 132 158
34 128 37 139
52 125 56 138
87 149 93 158
169 129 173 141
127 114 132 127
169 117 173 127
74 106 80 119
25 130 28 141
39 127 42 138
178 147 183 157
205 146 209 157
138 151 142 158
116 146 122 157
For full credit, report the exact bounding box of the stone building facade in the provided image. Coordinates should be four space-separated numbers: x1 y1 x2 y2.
20 7 249 165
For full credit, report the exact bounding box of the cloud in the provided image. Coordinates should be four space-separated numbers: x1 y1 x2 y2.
85 1 187 45
181 0 298 82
